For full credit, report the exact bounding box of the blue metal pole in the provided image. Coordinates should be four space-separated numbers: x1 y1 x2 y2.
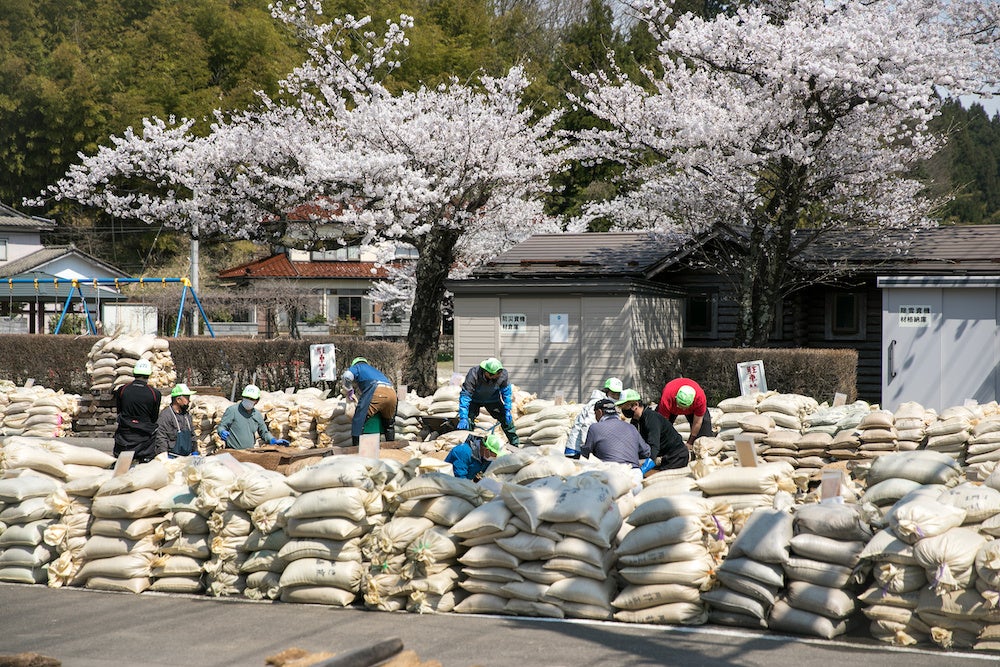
174 285 189 337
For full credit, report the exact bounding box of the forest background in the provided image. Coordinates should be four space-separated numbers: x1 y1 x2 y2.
2 0 998 281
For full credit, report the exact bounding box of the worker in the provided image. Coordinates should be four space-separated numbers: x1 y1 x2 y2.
617 389 689 470
565 377 624 457
154 383 197 457
445 433 504 481
456 357 519 447
581 398 651 488
657 377 714 449
113 358 162 464
342 357 397 446
217 384 289 450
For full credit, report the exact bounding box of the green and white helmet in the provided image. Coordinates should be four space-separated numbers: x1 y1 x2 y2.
603 377 623 393
480 358 503 374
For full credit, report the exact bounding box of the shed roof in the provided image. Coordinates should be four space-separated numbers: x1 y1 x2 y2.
0 245 129 280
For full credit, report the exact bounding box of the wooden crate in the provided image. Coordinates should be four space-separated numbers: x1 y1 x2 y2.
214 445 334 473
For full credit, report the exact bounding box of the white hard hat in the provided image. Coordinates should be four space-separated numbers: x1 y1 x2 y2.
242 384 261 400
133 359 152 376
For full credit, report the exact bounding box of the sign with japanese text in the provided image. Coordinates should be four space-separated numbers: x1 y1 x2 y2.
898 305 932 327
310 343 337 382
737 360 767 396
501 313 526 334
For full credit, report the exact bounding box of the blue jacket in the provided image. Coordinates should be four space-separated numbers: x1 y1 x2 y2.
445 442 491 480
343 362 391 393
458 367 513 420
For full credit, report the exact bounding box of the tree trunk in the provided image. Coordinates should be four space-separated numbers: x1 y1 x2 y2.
404 225 460 395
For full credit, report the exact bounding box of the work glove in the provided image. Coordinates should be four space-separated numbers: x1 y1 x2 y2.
456 418 470 430
270 438 290 446
219 429 230 441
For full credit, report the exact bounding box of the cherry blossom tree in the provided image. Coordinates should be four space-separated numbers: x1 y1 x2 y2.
572 0 1000 345
35 3 566 395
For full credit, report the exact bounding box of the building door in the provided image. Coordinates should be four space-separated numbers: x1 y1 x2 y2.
538 303 581 401
498 297 541 392
882 285 998 411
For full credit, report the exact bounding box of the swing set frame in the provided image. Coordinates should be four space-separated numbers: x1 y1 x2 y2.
3 277 215 337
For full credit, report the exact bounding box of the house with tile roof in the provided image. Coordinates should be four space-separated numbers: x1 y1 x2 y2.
0 204 129 333
217 246 414 337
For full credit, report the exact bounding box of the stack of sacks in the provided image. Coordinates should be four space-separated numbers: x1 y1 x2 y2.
859 450 963 525
924 406 975 466
714 395 761 443
792 432 834 478
427 386 461 417
858 526 929 646
974 532 1000 651
735 413 774 450
801 401 871 438
316 397 353 448
1 388 79 438
453 465 627 621
187 395 231 454
233 466 296 600
407 430 470 458
362 470 484 612
893 402 931 452
756 393 819 433
518 403 579 448
758 430 804 468
768 503 872 639
46 470 112 587
966 414 1000 481
640 466 702 499
0 473 64 584
278 457 396 606
702 506 793 629
612 495 725 625
694 461 797 512
827 427 863 462
85 333 175 393
152 478 209 594
394 400 422 442
281 389 325 448
77 459 181 594
856 410 899 460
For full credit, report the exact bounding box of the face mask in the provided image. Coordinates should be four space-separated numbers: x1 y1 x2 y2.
621 407 635 419
241 399 256 410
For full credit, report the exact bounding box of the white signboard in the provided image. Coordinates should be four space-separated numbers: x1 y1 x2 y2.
898 305 932 327
310 343 337 382
101 303 158 335
549 313 568 343
501 313 526 334
737 360 767 396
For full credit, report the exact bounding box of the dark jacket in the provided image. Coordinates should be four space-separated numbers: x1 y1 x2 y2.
114 378 162 461
154 404 194 456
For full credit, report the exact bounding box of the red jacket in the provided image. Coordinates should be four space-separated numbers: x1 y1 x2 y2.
657 378 707 418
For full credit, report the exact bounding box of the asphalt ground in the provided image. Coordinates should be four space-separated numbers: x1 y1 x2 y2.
1 583 995 667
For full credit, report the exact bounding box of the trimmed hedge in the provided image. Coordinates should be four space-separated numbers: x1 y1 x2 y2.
637 347 858 408
0 334 406 396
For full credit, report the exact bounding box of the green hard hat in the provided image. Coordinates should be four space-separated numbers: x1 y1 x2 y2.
603 377 623 393
483 434 504 455
170 383 196 399
351 357 368 366
676 385 696 408
616 389 641 405
480 358 503 374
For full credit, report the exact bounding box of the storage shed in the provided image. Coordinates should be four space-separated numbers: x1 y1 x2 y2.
448 233 684 402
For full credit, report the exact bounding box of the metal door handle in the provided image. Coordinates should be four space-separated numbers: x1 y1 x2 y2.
544 358 548 364
888 339 897 381
533 358 538 364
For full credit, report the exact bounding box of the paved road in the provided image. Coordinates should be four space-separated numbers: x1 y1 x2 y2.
1 583 993 667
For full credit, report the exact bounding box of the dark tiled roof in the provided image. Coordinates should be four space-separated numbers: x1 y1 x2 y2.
218 253 392 280
0 203 54 231
472 231 691 278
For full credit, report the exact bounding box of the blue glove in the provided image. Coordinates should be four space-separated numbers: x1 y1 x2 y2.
640 458 656 475
270 438 289 446
504 411 513 424
219 429 230 441
455 418 470 430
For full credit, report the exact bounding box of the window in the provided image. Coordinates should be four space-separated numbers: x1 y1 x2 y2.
685 291 718 338
311 246 361 261
338 296 362 322
394 244 419 259
826 291 866 340
0 238 7 262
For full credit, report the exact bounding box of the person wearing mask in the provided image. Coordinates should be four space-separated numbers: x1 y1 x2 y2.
565 377 623 457
617 389 689 470
342 357 397 447
113 359 162 464
581 398 651 488
445 433 504 481
657 377 714 449
455 358 520 447
155 383 197 457
217 384 289 450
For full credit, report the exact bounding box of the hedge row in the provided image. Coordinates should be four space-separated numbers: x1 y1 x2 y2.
637 347 858 407
0 335 406 397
